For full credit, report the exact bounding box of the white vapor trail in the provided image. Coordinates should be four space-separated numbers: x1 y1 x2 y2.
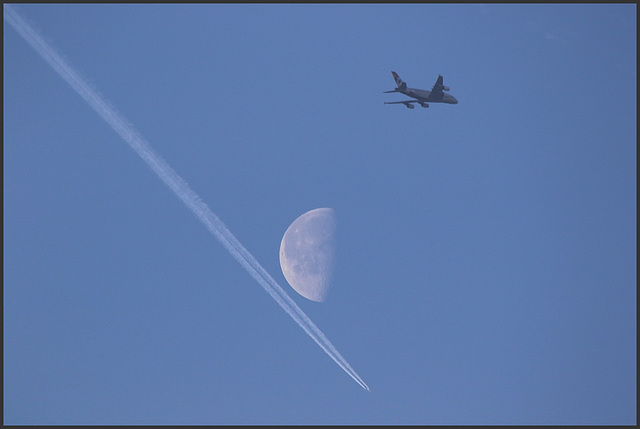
5 5 369 391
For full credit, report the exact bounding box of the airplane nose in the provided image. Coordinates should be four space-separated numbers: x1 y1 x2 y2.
451 96 458 104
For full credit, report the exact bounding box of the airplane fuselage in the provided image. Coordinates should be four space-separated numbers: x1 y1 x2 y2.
401 87 458 104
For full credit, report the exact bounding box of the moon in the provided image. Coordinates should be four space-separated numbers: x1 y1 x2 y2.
279 208 336 302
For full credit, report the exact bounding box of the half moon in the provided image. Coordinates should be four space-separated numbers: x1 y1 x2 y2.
279 208 336 302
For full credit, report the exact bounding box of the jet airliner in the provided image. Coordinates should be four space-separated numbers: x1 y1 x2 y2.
384 71 458 109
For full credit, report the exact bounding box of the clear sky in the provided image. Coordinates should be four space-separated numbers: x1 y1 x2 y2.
3 4 636 425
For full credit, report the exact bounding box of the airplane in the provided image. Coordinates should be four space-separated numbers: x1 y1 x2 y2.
384 71 458 109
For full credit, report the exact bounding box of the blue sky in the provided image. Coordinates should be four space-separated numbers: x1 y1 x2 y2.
4 4 636 425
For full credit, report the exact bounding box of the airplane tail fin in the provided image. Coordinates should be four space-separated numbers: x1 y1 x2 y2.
391 71 407 91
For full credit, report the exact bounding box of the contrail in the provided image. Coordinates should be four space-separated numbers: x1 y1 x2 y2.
4 5 369 391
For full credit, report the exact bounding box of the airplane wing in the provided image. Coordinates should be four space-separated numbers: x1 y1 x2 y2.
384 100 417 105
384 100 427 109
429 75 446 101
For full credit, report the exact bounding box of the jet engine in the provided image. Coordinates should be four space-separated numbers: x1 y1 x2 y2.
420 102 429 108
406 103 415 109
443 86 450 92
